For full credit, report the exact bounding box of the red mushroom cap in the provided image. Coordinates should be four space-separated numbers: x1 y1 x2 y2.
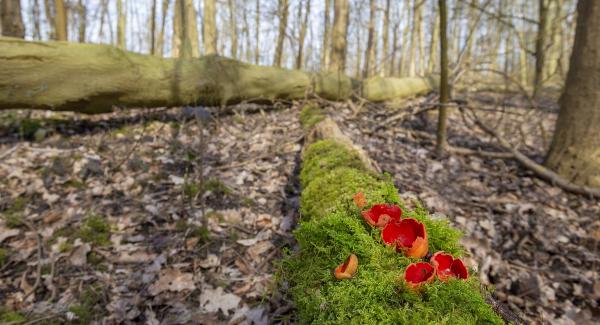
382 218 428 258
430 251 469 281
404 262 435 291
361 204 402 228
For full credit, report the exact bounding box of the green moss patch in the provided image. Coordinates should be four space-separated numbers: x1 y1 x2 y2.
78 215 111 247
0 308 26 324
282 137 502 324
68 284 106 324
1 197 28 228
299 103 325 130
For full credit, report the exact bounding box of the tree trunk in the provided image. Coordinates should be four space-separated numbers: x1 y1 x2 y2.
435 0 448 156
203 0 217 55
77 0 86 43
254 0 260 64
362 0 375 78
31 0 42 40
408 0 423 77
428 8 439 74
1 0 25 38
381 0 390 76
273 0 288 67
0 37 435 114
228 0 237 59
320 0 331 71
117 0 126 49
43 0 55 39
330 0 349 74
545 0 600 187
149 0 156 55
54 0 67 41
295 0 310 70
533 0 548 96
172 0 199 58
155 0 169 56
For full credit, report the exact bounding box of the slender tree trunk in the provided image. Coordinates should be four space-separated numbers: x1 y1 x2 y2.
545 0 600 187
149 0 156 55
254 0 260 63
435 0 448 156
417 1 425 75
295 0 310 70
155 0 169 56
408 0 423 77
228 0 237 59
173 0 199 58
544 0 563 81
203 0 217 55
533 0 548 96
43 0 55 39
320 0 331 71
273 0 288 67
390 22 399 76
54 0 67 41
117 0 126 48
381 0 390 76
329 0 349 74
77 0 85 42
362 0 375 78
1 0 26 38
31 0 42 40
428 8 439 73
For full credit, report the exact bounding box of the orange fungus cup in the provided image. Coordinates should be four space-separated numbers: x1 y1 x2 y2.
381 218 428 258
334 254 359 280
361 204 402 228
404 262 435 291
430 251 469 281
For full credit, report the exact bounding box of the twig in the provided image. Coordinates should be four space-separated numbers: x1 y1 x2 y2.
464 107 600 198
21 221 43 301
0 144 20 161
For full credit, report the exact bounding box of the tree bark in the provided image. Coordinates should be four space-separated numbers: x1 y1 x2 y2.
203 0 217 55
1 0 26 38
0 37 435 114
254 0 260 64
117 0 126 49
228 0 237 59
172 0 199 58
362 0 376 78
273 0 288 67
295 0 310 70
435 0 449 156
77 0 86 43
533 0 548 96
330 0 349 74
381 0 391 76
43 0 55 39
545 0 600 187
155 0 169 56
54 0 67 41
320 0 331 71
428 8 439 74
149 0 156 55
31 0 42 40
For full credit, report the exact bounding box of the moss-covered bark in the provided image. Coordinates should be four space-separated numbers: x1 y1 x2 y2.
282 106 503 324
0 37 434 114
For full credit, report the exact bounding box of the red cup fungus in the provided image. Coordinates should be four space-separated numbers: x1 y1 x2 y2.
404 262 435 291
353 192 367 209
361 204 402 228
381 218 428 258
430 251 469 281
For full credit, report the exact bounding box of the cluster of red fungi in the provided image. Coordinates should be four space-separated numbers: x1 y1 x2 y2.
333 192 469 291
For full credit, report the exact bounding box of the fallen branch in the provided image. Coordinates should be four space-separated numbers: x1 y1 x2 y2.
464 107 600 199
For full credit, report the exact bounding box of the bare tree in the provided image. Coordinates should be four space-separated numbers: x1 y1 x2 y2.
203 0 217 55
228 0 238 59
295 0 311 69
435 0 449 156
172 0 200 58
117 0 126 49
54 0 67 41
381 0 391 76
1 0 25 38
77 0 86 42
273 0 289 67
362 0 376 78
149 0 156 54
330 0 349 73
320 0 331 71
254 0 260 63
545 0 600 187
533 0 548 96
155 0 170 56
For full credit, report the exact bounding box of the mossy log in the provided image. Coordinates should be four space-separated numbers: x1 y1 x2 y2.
0 37 435 114
282 105 504 324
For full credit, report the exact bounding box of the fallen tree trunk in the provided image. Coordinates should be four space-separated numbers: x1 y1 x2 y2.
0 37 435 114
283 104 508 323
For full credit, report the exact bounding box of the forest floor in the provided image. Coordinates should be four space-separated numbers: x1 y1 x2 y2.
0 93 599 324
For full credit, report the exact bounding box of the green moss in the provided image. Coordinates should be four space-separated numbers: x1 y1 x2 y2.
68 285 105 324
175 219 211 244
64 179 87 189
300 167 398 220
300 140 367 188
78 215 111 247
1 197 28 228
283 137 502 323
203 178 232 195
0 308 26 324
299 103 325 130
0 248 9 266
